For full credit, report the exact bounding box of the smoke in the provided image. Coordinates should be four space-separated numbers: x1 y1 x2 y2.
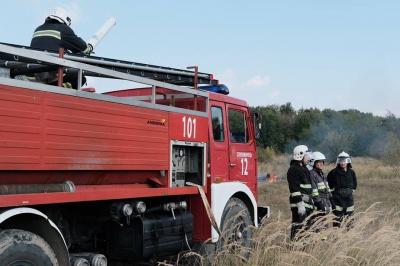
297 109 394 162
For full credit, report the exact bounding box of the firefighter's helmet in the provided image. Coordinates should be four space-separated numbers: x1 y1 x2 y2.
48 7 71 26
293 145 310 161
336 151 352 167
310 151 326 167
306 152 314 170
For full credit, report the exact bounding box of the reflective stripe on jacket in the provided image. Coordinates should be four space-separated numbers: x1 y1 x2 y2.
30 19 87 53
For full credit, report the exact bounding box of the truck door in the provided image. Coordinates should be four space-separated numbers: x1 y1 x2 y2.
226 104 257 192
209 104 230 182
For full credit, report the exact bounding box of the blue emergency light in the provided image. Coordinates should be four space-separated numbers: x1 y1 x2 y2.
198 84 229 95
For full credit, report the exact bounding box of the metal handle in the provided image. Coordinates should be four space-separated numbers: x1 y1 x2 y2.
230 163 236 167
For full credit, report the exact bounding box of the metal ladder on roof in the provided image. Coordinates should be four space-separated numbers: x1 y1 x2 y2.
0 42 210 116
0 42 218 87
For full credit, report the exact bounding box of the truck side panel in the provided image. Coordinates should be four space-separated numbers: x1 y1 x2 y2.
0 85 169 171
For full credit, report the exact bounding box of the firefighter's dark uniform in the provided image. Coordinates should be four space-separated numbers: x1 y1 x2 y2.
327 166 357 218
287 160 314 240
310 168 335 213
29 18 88 89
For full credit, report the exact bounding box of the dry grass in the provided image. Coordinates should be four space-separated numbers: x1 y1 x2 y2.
170 156 400 265
248 206 400 266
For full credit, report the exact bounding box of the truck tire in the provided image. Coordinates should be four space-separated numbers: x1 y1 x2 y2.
218 198 253 252
0 229 59 266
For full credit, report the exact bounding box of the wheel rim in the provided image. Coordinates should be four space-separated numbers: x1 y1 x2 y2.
225 216 248 248
236 230 243 239
234 215 248 241
219 198 253 254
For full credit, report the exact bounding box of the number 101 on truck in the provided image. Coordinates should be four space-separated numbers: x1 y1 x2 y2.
0 42 269 265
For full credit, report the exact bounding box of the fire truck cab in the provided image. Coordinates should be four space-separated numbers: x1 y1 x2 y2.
0 42 268 265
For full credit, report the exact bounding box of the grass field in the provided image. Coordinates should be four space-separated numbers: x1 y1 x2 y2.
173 156 400 265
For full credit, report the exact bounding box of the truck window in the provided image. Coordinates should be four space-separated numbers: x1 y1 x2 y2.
211 106 224 141
228 109 249 143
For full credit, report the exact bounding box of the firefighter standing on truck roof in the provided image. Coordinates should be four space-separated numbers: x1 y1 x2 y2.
327 151 357 226
287 145 314 240
28 7 93 89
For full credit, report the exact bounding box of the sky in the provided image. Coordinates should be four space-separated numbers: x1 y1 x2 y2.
2 1 400 116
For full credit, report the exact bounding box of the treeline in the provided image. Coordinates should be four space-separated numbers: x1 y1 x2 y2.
250 103 400 165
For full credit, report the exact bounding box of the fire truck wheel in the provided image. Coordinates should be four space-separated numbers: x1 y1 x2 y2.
218 198 253 252
0 229 59 266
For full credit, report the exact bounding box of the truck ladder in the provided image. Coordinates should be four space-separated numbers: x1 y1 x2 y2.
0 42 209 117
0 42 218 87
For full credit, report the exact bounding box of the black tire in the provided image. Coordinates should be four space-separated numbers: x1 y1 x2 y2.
218 198 253 252
0 229 59 266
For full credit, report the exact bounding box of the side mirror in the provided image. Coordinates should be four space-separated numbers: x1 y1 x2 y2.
251 112 262 140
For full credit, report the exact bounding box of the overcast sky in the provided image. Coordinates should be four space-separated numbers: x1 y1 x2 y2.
2 1 400 116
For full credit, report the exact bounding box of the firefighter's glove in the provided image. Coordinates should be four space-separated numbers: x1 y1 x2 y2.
296 201 306 216
325 206 331 214
84 43 94 55
315 201 324 212
301 195 310 202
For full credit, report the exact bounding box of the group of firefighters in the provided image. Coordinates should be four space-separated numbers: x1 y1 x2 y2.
287 145 357 240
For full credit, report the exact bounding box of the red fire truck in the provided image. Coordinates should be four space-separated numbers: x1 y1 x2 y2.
0 42 268 265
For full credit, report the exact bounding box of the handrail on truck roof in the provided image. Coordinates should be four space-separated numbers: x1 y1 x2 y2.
0 43 210 117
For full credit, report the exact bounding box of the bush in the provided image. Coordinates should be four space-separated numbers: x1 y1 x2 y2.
380 132 400 165
258 146 276 163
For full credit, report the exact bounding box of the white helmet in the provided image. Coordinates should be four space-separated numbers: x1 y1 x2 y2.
336 151 351 165
310 151 326 167
307 152 314 169
48 7 71 26
293 145 310 161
